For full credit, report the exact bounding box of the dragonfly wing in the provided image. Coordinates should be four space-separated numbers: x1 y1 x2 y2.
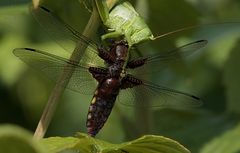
127 40 207 78
31 6 105 67
118 76 202 109
13 48 107 94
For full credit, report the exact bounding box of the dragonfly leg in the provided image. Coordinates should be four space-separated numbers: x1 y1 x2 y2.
88 67 108 83
98 47 115 64
121 74 142 89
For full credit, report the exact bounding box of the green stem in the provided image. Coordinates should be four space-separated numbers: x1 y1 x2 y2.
32 0 40 9
106 0 119 9
33 4 100 139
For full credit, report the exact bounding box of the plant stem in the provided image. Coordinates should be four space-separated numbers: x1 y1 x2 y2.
106 0 119 9
33 4 100 139
32 0 40 9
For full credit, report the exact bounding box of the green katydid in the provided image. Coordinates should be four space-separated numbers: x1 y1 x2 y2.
95 0 154 47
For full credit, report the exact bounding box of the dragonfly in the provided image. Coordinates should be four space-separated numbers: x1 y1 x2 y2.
13 6 206 137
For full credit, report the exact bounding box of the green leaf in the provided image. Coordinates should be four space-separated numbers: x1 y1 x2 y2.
40 137 80 153
200 123 240 153
224 39 240 113
42 133 190 153
0 124 47 153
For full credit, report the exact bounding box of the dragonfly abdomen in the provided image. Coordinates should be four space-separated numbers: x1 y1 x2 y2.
86 78 120 137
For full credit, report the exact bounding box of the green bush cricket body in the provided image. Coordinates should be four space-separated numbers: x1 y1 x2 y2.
95 0 155 47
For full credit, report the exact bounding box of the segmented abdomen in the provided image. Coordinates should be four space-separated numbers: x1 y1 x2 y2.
86 78 120 137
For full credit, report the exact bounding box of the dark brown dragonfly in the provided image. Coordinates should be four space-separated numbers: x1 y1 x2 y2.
13 6 207 136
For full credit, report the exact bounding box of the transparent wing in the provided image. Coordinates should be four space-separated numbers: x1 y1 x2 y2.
31 6 105 67
127 40 207 78
118 78 202 109
13 48 107 94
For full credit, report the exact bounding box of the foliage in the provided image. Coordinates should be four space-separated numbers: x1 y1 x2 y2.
0 125 47 153
0 124 189 153
41 133 190 153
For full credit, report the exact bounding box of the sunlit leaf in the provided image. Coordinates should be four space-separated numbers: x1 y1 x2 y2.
41 137 80 153
42 133 190 153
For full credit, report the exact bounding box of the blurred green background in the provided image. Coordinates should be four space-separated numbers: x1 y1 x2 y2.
0 0 240 152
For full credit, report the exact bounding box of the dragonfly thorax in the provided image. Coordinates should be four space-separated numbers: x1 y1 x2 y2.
108 63 122 77
109 40 128 61
107 40 129 77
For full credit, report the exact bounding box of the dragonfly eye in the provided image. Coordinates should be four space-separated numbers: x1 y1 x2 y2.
108 38 115 44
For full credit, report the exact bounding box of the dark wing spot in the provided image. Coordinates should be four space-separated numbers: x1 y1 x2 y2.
195 39 208 44
191 95 201 100
24 48 36 51
39 6 50 12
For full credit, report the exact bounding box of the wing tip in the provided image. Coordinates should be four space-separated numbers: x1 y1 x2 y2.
196 39 208 44
191 95 204 106
24 48 36 51
39 6 50 12
191 95 200 100
13 48 37 56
